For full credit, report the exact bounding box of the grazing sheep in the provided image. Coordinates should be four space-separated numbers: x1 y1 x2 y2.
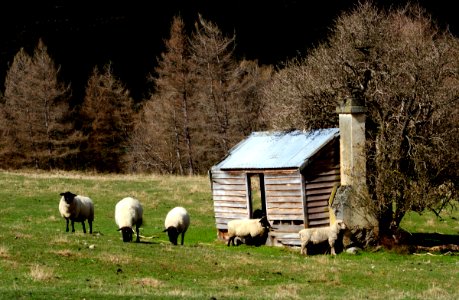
299 220 346 255
59 191 94 234
163 207 190 245
227 216 271 247
115 197 143 242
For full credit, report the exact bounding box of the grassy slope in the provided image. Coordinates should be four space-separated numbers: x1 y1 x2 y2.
0 171 457 299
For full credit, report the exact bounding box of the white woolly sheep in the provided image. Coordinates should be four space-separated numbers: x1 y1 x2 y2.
164 207 190 245
227 216 271 247
115 197 143 243
299 219 346 255
59 191 94 234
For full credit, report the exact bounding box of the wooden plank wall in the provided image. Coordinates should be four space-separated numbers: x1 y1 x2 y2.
265 170 304 222
304 138 341 227
264 170 305 247
210 170 249 231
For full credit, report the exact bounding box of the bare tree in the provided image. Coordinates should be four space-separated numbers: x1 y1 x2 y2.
80 62 135 172
129 15 271 174
1 39 79 169
189 15 239 164
263 2 459 236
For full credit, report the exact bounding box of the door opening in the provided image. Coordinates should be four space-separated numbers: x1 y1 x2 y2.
247 174 266 218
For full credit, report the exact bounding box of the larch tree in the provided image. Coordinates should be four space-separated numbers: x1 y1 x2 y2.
80 63 135 172
263 2 459 238
129 16 196 175
1 39 79 169
190 15 244 169
129 15 271 174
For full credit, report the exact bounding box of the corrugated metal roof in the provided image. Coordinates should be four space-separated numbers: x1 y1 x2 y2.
213 128 340 170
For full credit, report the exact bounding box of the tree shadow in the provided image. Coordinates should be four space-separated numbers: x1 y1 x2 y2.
407 232 459 247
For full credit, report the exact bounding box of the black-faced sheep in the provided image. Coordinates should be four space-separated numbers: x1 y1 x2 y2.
163 206 190 245
227 216 271 247
59 191 94 234
299 219 346 255
115 197 143 242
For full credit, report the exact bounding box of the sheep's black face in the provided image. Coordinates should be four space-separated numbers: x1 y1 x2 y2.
164 227 178 245
60 191 76 204
259 216 271 230
119 227 133 242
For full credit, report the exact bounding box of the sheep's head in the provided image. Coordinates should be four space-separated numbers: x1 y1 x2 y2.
60 191 77 204
163 227 179 245
118 227 134 242
335 219 346 230
259 216 272 230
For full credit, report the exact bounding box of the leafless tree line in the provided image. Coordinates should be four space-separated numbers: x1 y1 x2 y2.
0 15 271 173
0 3 457 236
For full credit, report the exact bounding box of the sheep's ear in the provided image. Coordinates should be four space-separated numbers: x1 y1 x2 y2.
163 229 168 232
117 228 122 231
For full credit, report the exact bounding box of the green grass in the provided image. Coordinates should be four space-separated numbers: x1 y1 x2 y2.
0 170 458 299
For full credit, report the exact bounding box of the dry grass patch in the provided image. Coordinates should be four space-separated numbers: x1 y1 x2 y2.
51 235 71 245
29 264 55 282
272 283 302 300
98 253 142 265
0 245 10 259
52 249 81 258
132 277 163 288
421 284 451 299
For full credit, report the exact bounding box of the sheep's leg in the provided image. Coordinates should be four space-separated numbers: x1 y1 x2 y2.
71 220 75 232
329 239 336 255
82 222 87 233
181 232 185 245
88 220 93 234
227 236 235 247
65 219 70 232
300 241 308 255
135 225 140 242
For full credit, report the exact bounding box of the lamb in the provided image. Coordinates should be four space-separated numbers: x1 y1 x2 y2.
298 219 346 255
163 207 190 245
59 191 94 234
227 216 271 247
115 197 143 242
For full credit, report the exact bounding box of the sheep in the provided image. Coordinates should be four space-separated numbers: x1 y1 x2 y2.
298 219 346 255
59 191 94 234
227 216 271 247
163 206 190 245
115 197 143 242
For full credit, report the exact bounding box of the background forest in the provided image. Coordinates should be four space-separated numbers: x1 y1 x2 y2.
0 2 458 236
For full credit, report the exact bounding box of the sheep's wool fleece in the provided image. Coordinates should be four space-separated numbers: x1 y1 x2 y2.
115 197 143 228
59 195 94 220
164 207 190 231
228 219 263 237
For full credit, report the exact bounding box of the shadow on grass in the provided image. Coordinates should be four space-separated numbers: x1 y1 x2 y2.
407 232 459 247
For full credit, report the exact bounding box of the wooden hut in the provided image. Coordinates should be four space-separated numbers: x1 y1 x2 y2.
209 128 341 247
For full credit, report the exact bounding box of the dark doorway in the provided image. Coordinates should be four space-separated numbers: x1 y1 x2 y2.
247 174 266 218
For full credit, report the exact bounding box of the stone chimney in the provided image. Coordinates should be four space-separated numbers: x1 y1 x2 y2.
334 96 378 247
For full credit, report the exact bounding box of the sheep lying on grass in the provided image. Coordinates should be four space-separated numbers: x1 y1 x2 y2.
227 216 271 247
59 191 94 234
299 220 346 255
164 207 190 245
115 197 143 242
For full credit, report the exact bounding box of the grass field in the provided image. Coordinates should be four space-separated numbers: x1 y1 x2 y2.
0 170 458 299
